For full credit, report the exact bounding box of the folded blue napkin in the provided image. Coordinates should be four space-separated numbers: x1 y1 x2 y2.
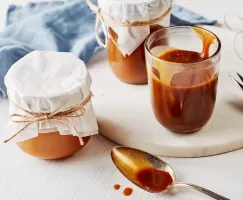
0 0 216 98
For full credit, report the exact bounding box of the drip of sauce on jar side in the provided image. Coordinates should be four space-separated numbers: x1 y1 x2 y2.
108 25 163 84
151 28 217 132
123 188 133 196
136 168 173 192
113 184 121 190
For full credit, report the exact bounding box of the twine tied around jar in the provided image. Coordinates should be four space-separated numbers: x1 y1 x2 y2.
5 92 93 145
86 0 172 48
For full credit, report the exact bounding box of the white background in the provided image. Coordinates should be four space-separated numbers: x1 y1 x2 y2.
0 0 243 200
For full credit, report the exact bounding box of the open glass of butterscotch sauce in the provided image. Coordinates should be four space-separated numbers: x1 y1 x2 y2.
145 26 221 132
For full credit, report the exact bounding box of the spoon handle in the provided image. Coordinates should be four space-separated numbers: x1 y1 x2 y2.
174 182 230 200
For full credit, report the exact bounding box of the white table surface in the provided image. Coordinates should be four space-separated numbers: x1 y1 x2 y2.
0 0 243 199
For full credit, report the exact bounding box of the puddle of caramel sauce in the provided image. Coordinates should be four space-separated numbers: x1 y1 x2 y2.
123 188 133 196
136 167 173 192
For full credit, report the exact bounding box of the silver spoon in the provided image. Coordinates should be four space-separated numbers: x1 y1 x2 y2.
111 146 230 200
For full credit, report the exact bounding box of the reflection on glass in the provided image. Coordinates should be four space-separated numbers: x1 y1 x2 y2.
225 13 243 60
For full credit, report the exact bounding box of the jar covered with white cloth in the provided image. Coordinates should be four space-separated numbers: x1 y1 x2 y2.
4 51 98 159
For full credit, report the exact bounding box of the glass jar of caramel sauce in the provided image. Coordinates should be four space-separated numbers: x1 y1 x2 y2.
98 0 172 84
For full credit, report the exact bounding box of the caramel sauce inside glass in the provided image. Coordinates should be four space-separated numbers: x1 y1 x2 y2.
17 132 90 159
150 27 218 132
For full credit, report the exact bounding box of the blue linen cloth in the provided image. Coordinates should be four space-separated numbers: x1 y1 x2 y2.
0 0 217 98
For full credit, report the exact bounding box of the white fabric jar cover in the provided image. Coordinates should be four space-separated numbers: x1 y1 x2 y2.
4 51 98 143
97 0 172 55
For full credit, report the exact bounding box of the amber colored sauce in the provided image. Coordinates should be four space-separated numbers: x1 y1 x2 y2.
123 188 133 196
136 168 173 192
17 132 90 159
113 184 121 190
108 25 164 84
191 27 216 58
157 49 205 64
152 49 218 132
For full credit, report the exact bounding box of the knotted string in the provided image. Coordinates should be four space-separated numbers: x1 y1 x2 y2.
5 92 93 145
86 0 172 48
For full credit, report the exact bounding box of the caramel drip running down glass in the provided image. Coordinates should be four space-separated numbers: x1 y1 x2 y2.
145 26 221 133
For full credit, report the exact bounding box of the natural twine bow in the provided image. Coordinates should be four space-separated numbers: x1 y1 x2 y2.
86 0 172 48
5 92 93 145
